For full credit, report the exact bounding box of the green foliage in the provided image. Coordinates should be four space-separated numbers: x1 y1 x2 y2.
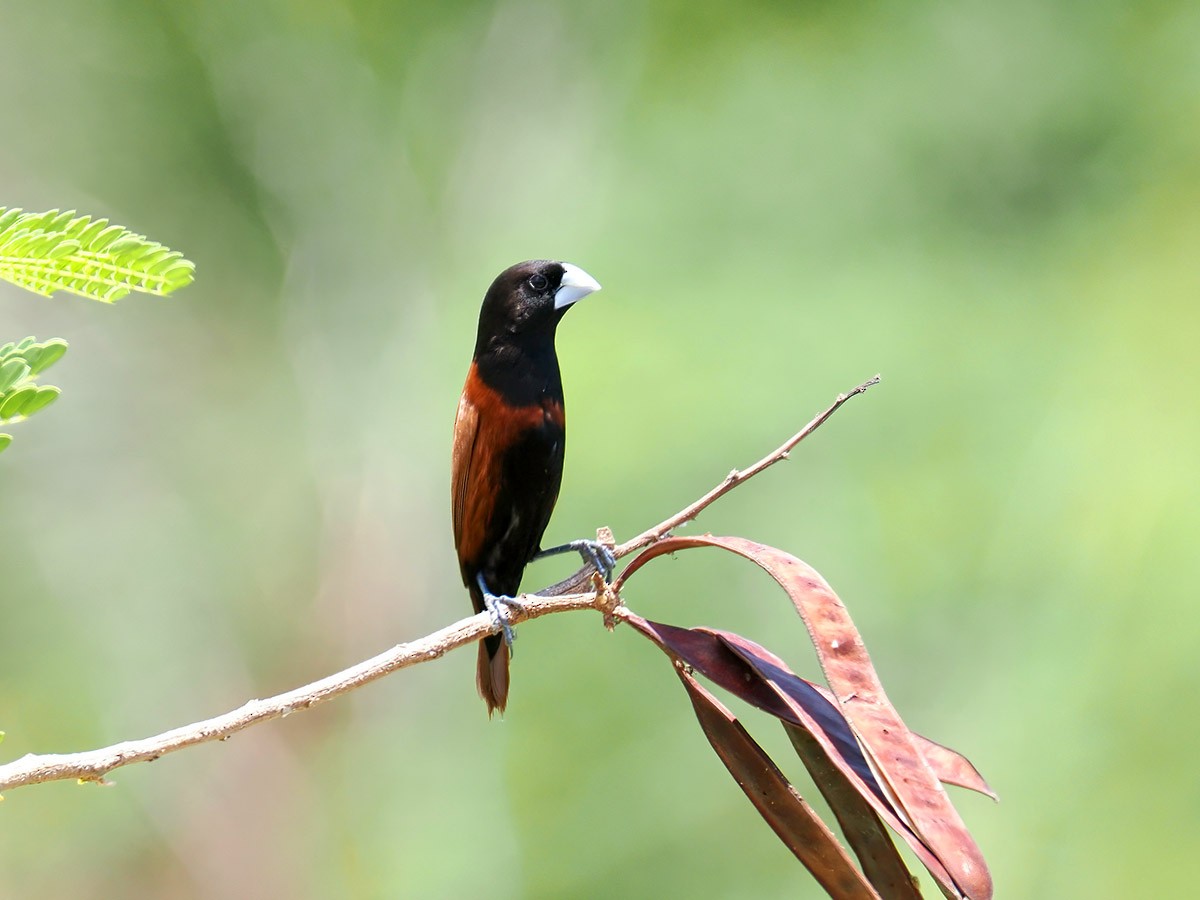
0 338 68 454
0 207 195 454
0 207 194 303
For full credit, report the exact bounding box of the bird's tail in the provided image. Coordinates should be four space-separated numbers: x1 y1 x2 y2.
470 579 510 716
477 633 510 717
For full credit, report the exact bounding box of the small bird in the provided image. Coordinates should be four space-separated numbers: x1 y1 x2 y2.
452 260 613 715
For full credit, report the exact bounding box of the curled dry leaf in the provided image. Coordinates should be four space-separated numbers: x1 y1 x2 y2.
625 614 949 899
906 736 997 802
617 536 992 900
783 722 922 900
715 629 959 900
789 680 994 803
674 666 881 900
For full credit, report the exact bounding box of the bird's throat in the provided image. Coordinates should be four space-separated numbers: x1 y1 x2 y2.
473 342 564 408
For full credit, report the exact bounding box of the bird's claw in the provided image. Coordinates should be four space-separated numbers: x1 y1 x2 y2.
484 592 524 649
532 539 617 584
477 573 523 650
573 539 616 582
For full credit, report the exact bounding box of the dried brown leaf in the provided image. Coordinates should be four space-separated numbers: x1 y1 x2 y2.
618 536 992 900
784 722 923 900
675 666 881 900
907 736 996 802
626 615 955 898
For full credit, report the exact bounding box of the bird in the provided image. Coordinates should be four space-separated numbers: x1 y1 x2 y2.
451 260 614 716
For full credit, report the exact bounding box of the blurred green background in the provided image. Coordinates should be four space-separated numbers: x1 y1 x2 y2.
2 0 1198 897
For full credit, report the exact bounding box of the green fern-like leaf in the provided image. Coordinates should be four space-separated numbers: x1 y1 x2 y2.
0 208 195 302
0 337 68 453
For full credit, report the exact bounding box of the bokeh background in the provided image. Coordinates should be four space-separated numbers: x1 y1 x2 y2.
2 1 1198 897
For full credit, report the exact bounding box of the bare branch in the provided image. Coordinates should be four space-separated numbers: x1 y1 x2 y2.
0 376 878 795
543 375 881 596
0 590 610 793
614 374 880 557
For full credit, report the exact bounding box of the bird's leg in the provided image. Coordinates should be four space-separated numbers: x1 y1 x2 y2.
534 540 617 582
476 571 523 649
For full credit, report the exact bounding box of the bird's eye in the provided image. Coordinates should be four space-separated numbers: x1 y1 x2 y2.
527 273 549 292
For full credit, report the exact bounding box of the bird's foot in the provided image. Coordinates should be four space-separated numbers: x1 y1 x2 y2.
476 572 523 649
535 539 616 582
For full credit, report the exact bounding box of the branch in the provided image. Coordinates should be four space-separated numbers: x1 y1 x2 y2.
0 376 878 795
0 590 609 793
543 374 881 595
615 374 880 557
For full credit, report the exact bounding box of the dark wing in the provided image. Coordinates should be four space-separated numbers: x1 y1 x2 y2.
451 389 481 583
452 382 511 715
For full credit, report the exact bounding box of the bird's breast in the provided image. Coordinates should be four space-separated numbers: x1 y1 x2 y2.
464 363 564 436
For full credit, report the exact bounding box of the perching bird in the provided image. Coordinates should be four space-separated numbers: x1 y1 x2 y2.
451 260 613 715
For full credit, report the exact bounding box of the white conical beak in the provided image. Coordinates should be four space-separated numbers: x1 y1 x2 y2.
554 263 602 309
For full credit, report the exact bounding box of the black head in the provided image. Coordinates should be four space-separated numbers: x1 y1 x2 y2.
474 260 601 357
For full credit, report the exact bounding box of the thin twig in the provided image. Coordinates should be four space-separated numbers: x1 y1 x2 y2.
0 376 878 794
614 375 880 557
542 375 881 596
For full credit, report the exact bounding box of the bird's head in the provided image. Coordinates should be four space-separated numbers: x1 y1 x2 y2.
475 260 601 352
